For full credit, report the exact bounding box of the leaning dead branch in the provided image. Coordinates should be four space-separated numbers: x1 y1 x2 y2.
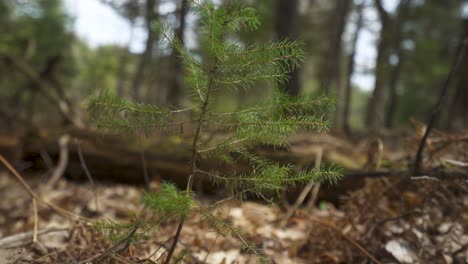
413 37 468 174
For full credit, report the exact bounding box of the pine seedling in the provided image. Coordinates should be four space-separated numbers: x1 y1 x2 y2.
88 1 341 263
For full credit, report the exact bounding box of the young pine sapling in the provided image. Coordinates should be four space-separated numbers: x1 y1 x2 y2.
88 1 341 262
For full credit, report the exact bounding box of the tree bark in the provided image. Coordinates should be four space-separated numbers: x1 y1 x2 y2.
343 3 365 135
131 0 157 101
117 22 135 98
365 0 391 130
385 0 411 128
166 0 188 107
275 0 301 96
319 0 351 98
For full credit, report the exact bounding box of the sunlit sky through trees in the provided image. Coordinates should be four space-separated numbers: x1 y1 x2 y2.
63 0 401 91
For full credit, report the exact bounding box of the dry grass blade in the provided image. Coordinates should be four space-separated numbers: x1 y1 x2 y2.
0 154 90 221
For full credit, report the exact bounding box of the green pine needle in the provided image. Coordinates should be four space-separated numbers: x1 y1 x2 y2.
143 183 195 217
87 1 341 259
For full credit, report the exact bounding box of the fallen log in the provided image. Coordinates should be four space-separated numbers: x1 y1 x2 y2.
2 128 417 204
19 128 259 188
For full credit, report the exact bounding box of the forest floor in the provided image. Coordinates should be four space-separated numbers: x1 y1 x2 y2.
0 132 467 264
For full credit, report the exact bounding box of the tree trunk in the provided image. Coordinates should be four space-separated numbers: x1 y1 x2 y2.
275 0 301 96
385 56 402 128
117 22 135 98
166 0 188 107
332 0 352 132
319 0 351 97
365 0 391 130
131 0 157 101
343 3 364 135
386 0 411 128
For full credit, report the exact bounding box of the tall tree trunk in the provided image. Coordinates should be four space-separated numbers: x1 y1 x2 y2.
385 55 403 128
365 0 391 130
332 0 352 132
117 22 135 98
275 0 301 96
385 0 411 128
343 3 365 135
319 0 351 97
166 0 188 107
131 0 157 101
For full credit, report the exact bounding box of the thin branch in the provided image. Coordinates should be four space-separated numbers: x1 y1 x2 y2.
170 105 198 113
32 198 38 243
410 176 440 182
198 138 248 153
306 148 323 211
165 33 220 264
216 73 284 85
145 236 174 261
76 139 99 212
206 119 326 128
225 42 299 56
94 120 194 131
195 169 322 183
220 54 299 69
0 54 81 127
281 148 323 227
211 97 331 117
47 134 70 189
413 37 468 174
77 225 139 264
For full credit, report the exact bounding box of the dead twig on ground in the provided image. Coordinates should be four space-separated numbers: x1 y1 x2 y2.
76 139 99 212
0 228 68 248
310 217 382 264
0 154 89 221
110 253 139 264
47 134 70 189
77 225 139 264
281 148 323 226
32 198 38 243
145 236 173 263
411 176 440 181
306 148 324 210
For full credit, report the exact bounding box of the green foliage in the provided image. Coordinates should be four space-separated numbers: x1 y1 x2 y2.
199 208 261 255
88 92 179 134
93 220 143 243
208 94 333 146
77 45 129 94
200 163 342 198
0 0 76 123
216 40 304 90
143 183 195 217
88 0 341 261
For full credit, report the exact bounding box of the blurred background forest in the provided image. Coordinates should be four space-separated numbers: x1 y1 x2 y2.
1 0 468 135
2 2 468 263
